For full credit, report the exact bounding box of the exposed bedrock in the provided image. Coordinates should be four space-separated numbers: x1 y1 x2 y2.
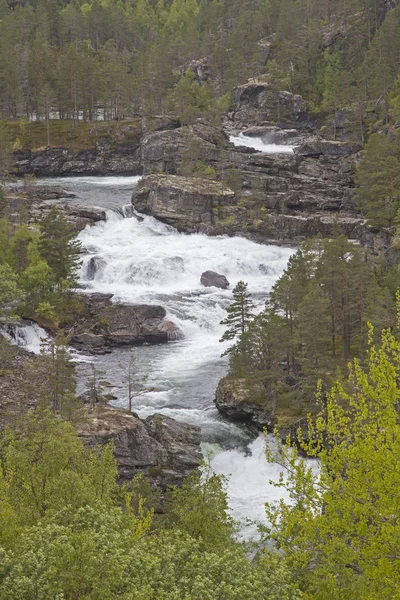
70 293 183 353
135 121 364 243
132 174 234 233
77 406 202 490
14 141 142 177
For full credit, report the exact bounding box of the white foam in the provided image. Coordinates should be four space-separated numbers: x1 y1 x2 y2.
230 133 295 154
211 435 319 540
1 322 49 354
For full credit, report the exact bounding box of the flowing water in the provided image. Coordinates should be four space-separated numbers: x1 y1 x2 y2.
230 132 295 154
16 157 305 538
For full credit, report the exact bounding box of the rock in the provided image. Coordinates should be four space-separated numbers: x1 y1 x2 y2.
215 376 274 430
14 139 142 177
85 256 107 280
230 79 315 130
24 185 76 200
177 57 211 85
294 139 362 158
77 406 202 489
132 174 235 233
200 270 230 289
70 294 184 352
140 123 227 175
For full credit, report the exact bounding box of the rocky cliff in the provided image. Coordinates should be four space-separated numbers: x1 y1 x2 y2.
133 120 364 244
132 174 234 233
0 342 201 490
14 137 142 177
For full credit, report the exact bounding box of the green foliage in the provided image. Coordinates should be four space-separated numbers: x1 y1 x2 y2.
0 407 303 600
0 408 118 527
0 264 20 314
168 70 212 125
355 132 400 227
38 207 82 292
164 467 236 550
227 236 396 417
265 318 400 599
220 280 254 354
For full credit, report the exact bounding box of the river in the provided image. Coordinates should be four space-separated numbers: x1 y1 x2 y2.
20 135 300 538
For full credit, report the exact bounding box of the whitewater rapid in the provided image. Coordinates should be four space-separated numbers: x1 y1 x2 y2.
15 169 299 538
230 132 295 154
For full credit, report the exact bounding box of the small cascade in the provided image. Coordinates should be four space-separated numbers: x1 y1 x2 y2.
230 132 295 153
1 321 49 354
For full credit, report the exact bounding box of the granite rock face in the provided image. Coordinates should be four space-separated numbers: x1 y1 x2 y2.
132 174 235 233
77 406 202 489
215 376 274 430
70 293 183 353
228 80 316 130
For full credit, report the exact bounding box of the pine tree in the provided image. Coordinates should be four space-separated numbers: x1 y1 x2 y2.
38 207 82 292
220 281 254 355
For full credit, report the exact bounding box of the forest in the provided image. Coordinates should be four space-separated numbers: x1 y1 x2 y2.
0 0 399 130
0 0 400 598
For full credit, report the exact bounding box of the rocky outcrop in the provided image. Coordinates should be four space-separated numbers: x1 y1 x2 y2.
215 376 274 430
77 406 202 489
3 186 106 232
135 122 364 243
200 271 230 289
14 140 142 177
132 174 235 233
70 293 183 353
228 79 316 130
0 344 201 491
140 123 227 175
215 376 310 442
30 202 106 232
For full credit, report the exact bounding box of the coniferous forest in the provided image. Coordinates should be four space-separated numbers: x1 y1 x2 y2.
0 0 400 598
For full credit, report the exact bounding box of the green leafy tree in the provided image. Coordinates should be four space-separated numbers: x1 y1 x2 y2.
266 318 400 599
164 467 236 551
220 280 254 354
168 70 212 125
0 408 118 527
0 264 20 314
0 122 13 182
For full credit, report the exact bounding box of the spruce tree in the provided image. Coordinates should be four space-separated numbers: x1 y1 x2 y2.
38 207 81 292
220 281 254 355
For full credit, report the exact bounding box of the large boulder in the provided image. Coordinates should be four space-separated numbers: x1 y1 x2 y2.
77 406 202 489
132 174 235 233
70 293 183 352
200 271 230 289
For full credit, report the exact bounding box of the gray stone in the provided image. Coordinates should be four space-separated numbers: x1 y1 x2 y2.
70 295 184 352
200 271 230 289
77 406 202 489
